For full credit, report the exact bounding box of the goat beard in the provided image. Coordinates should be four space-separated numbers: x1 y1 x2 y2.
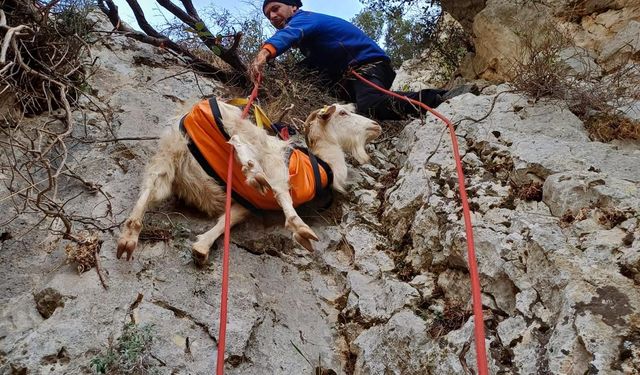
352 145 370 164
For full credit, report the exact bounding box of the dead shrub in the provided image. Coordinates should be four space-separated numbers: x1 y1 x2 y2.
1 1 119 266
510 20 640 142
259 61 340 126
514 181 543 202
510 22 573 99
584 113 640 142
428 301 473 338
1 0 93 115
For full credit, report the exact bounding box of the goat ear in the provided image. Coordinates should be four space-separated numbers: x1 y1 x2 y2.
317 105 336 122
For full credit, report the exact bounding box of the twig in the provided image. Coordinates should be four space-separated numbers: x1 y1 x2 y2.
95 252 108 290
75 136 160 143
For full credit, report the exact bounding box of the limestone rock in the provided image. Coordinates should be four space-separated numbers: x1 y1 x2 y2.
345 271 420 323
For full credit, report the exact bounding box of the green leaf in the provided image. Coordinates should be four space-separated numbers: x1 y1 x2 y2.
195 22 205 31
211 45 222 56
184 27 197 34
290 340 312 365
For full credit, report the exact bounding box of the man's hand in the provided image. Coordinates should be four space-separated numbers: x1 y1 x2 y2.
249 48 271 84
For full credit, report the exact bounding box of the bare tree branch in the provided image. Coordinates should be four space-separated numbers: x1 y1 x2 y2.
96 0 241 84
124 0 165 39
155 0 246 73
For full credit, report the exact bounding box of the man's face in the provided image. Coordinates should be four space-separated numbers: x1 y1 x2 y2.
264 2 297 29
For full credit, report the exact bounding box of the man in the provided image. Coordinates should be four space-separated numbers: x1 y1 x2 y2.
250 0 472 121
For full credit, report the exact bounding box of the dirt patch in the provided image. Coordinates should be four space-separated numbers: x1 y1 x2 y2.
33 288 65 319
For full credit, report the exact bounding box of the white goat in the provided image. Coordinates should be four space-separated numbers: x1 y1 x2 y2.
117 99 381 265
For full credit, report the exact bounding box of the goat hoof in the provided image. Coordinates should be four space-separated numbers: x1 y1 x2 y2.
294 232 316 252
191 243 211 267
116 238 136 261
293 226 319 252
117 219 141 261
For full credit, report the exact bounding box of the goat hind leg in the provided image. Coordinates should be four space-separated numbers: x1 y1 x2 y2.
228 135 271 194
117 163 174 260
192 203 249 266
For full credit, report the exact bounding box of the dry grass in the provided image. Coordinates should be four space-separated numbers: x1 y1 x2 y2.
560 207 591 226
428 301 473 338
584 113 640 142
259 62 340 126
597 207 628 229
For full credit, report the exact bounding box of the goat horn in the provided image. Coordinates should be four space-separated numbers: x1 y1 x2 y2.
276 103 295 123
291 117 306 133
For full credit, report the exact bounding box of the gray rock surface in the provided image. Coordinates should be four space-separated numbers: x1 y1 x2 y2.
1 11 639 375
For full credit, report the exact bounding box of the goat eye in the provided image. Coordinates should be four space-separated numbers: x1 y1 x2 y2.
339 110 348 116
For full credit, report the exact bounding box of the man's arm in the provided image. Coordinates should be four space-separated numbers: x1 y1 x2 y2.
249 47 272 84
248 13 312 83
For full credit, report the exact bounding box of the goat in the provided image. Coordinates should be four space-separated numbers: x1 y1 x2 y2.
116 98 381 265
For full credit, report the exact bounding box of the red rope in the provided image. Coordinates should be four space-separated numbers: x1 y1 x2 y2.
216 74 262 375
349 69 489 374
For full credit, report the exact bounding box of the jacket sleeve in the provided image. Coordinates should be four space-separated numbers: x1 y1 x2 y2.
263 14 315 57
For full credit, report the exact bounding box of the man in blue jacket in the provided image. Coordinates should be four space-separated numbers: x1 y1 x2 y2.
250 0 467 121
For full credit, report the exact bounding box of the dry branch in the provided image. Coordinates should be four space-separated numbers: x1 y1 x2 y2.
0 2 118 250
97 0 247 86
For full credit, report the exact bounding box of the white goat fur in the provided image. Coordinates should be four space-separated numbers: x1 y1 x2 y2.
117 100 381 264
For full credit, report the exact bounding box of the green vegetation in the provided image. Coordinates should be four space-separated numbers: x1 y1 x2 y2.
353 1 472 81
90 323 156 374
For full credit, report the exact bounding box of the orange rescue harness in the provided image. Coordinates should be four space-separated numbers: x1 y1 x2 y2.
180 98 332 211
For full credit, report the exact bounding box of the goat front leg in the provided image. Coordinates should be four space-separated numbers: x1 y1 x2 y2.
228 135 271 194
117 159 174 260
273 188 319 252
192 203 250 266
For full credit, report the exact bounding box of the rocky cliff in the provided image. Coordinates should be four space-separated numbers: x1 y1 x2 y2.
1 9 639 375
442 0 640 81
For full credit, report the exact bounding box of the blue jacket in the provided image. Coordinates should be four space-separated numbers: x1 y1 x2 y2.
263 10 389 80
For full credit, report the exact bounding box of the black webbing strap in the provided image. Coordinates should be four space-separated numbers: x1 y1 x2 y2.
295 147 334 209
208 97 230 140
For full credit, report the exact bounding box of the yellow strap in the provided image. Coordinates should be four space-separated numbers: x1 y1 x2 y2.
226 98 272 130
226 97 249 106
253 105 272 129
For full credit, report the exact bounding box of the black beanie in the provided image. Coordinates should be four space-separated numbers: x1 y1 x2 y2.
263 0 302 14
